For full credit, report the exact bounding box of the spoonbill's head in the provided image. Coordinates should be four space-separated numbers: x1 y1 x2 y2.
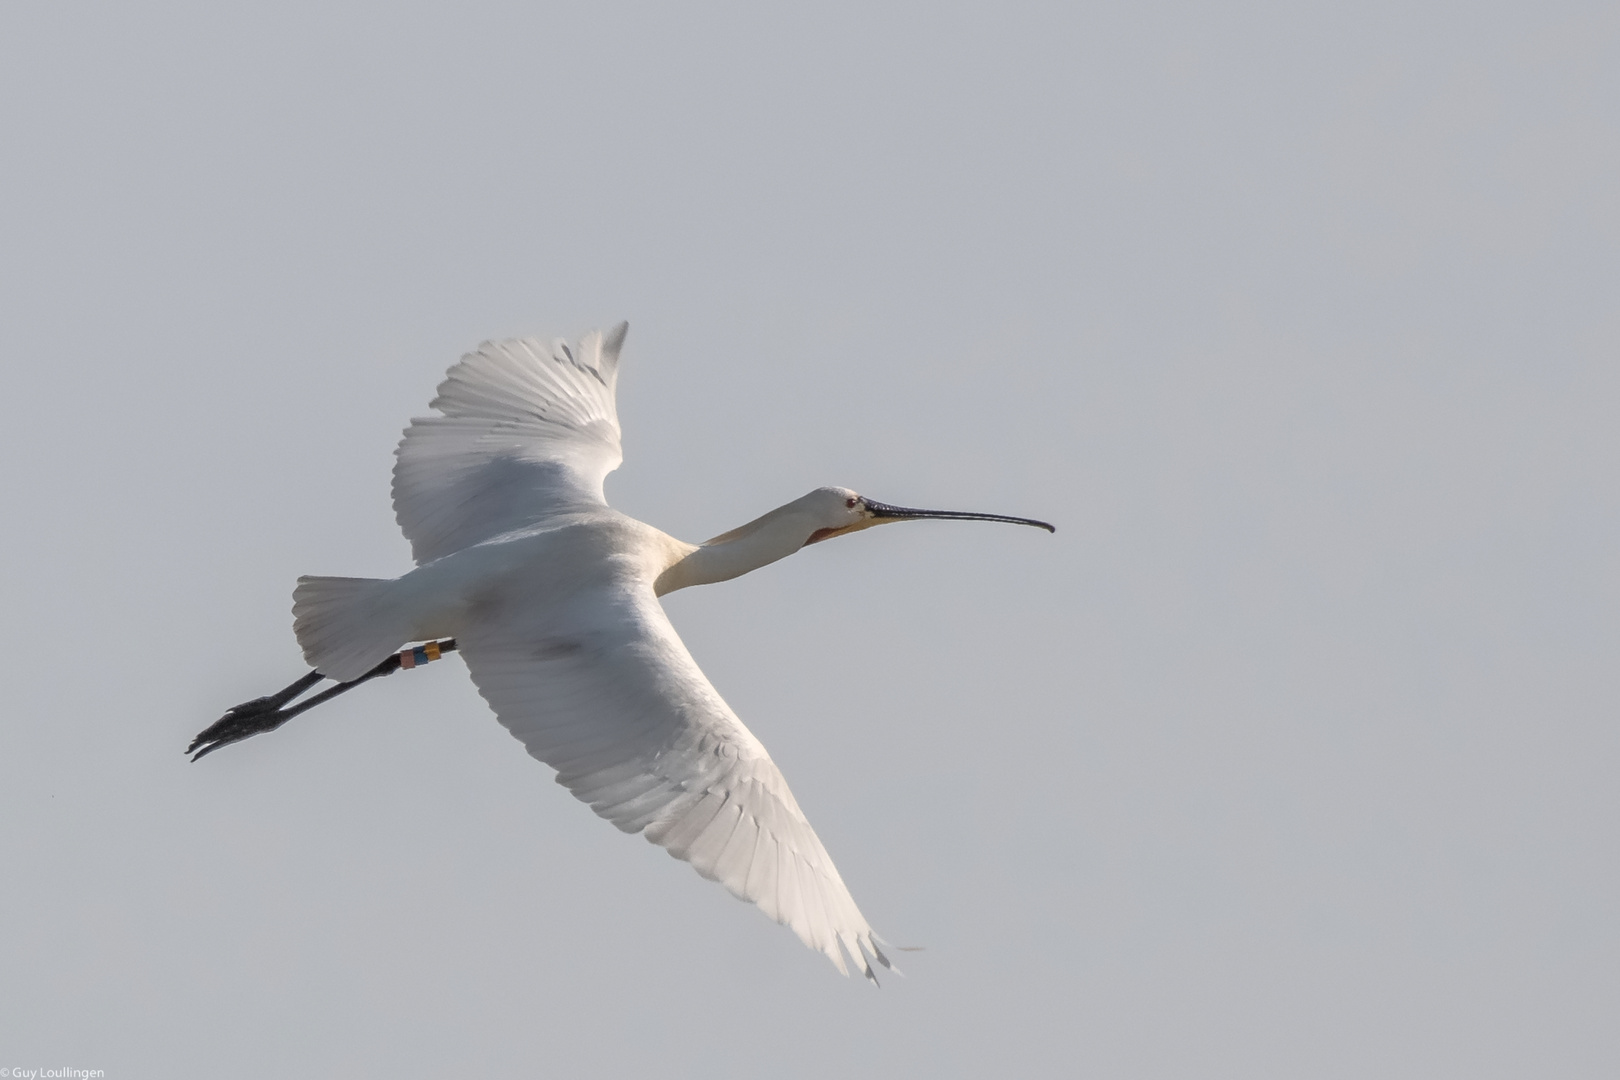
801 486 1055 546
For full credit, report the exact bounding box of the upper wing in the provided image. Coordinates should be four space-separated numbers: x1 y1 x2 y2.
392 324 627 564
457 576 892 979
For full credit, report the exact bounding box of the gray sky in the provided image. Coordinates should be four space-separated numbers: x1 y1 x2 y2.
2 2 1617 1077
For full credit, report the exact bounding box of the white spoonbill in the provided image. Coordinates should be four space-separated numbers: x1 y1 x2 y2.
190 323 1053 980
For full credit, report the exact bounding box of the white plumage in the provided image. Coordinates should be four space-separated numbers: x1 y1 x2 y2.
279 323 1052 979
392 327 626 563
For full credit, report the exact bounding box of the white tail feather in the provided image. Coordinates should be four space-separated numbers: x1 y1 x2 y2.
292 576 408 681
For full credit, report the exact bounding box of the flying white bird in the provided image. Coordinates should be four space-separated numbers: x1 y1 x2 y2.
190 323 1053 980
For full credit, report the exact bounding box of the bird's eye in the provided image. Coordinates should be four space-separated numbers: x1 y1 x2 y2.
846 497 859 508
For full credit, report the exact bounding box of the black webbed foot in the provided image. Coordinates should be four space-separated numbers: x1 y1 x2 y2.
188 671 325 760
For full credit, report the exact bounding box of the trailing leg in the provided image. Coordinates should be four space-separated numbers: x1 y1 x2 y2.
187 639 458 761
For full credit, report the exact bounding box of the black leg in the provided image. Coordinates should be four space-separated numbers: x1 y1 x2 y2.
188 639 459 761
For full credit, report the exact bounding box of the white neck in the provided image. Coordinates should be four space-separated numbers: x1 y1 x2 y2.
654 502 817 595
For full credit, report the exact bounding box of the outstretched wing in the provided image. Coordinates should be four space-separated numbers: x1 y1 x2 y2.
392 324 627 564
457 576 892 979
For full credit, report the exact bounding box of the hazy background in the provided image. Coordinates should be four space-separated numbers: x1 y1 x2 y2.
2 2 1616 1076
